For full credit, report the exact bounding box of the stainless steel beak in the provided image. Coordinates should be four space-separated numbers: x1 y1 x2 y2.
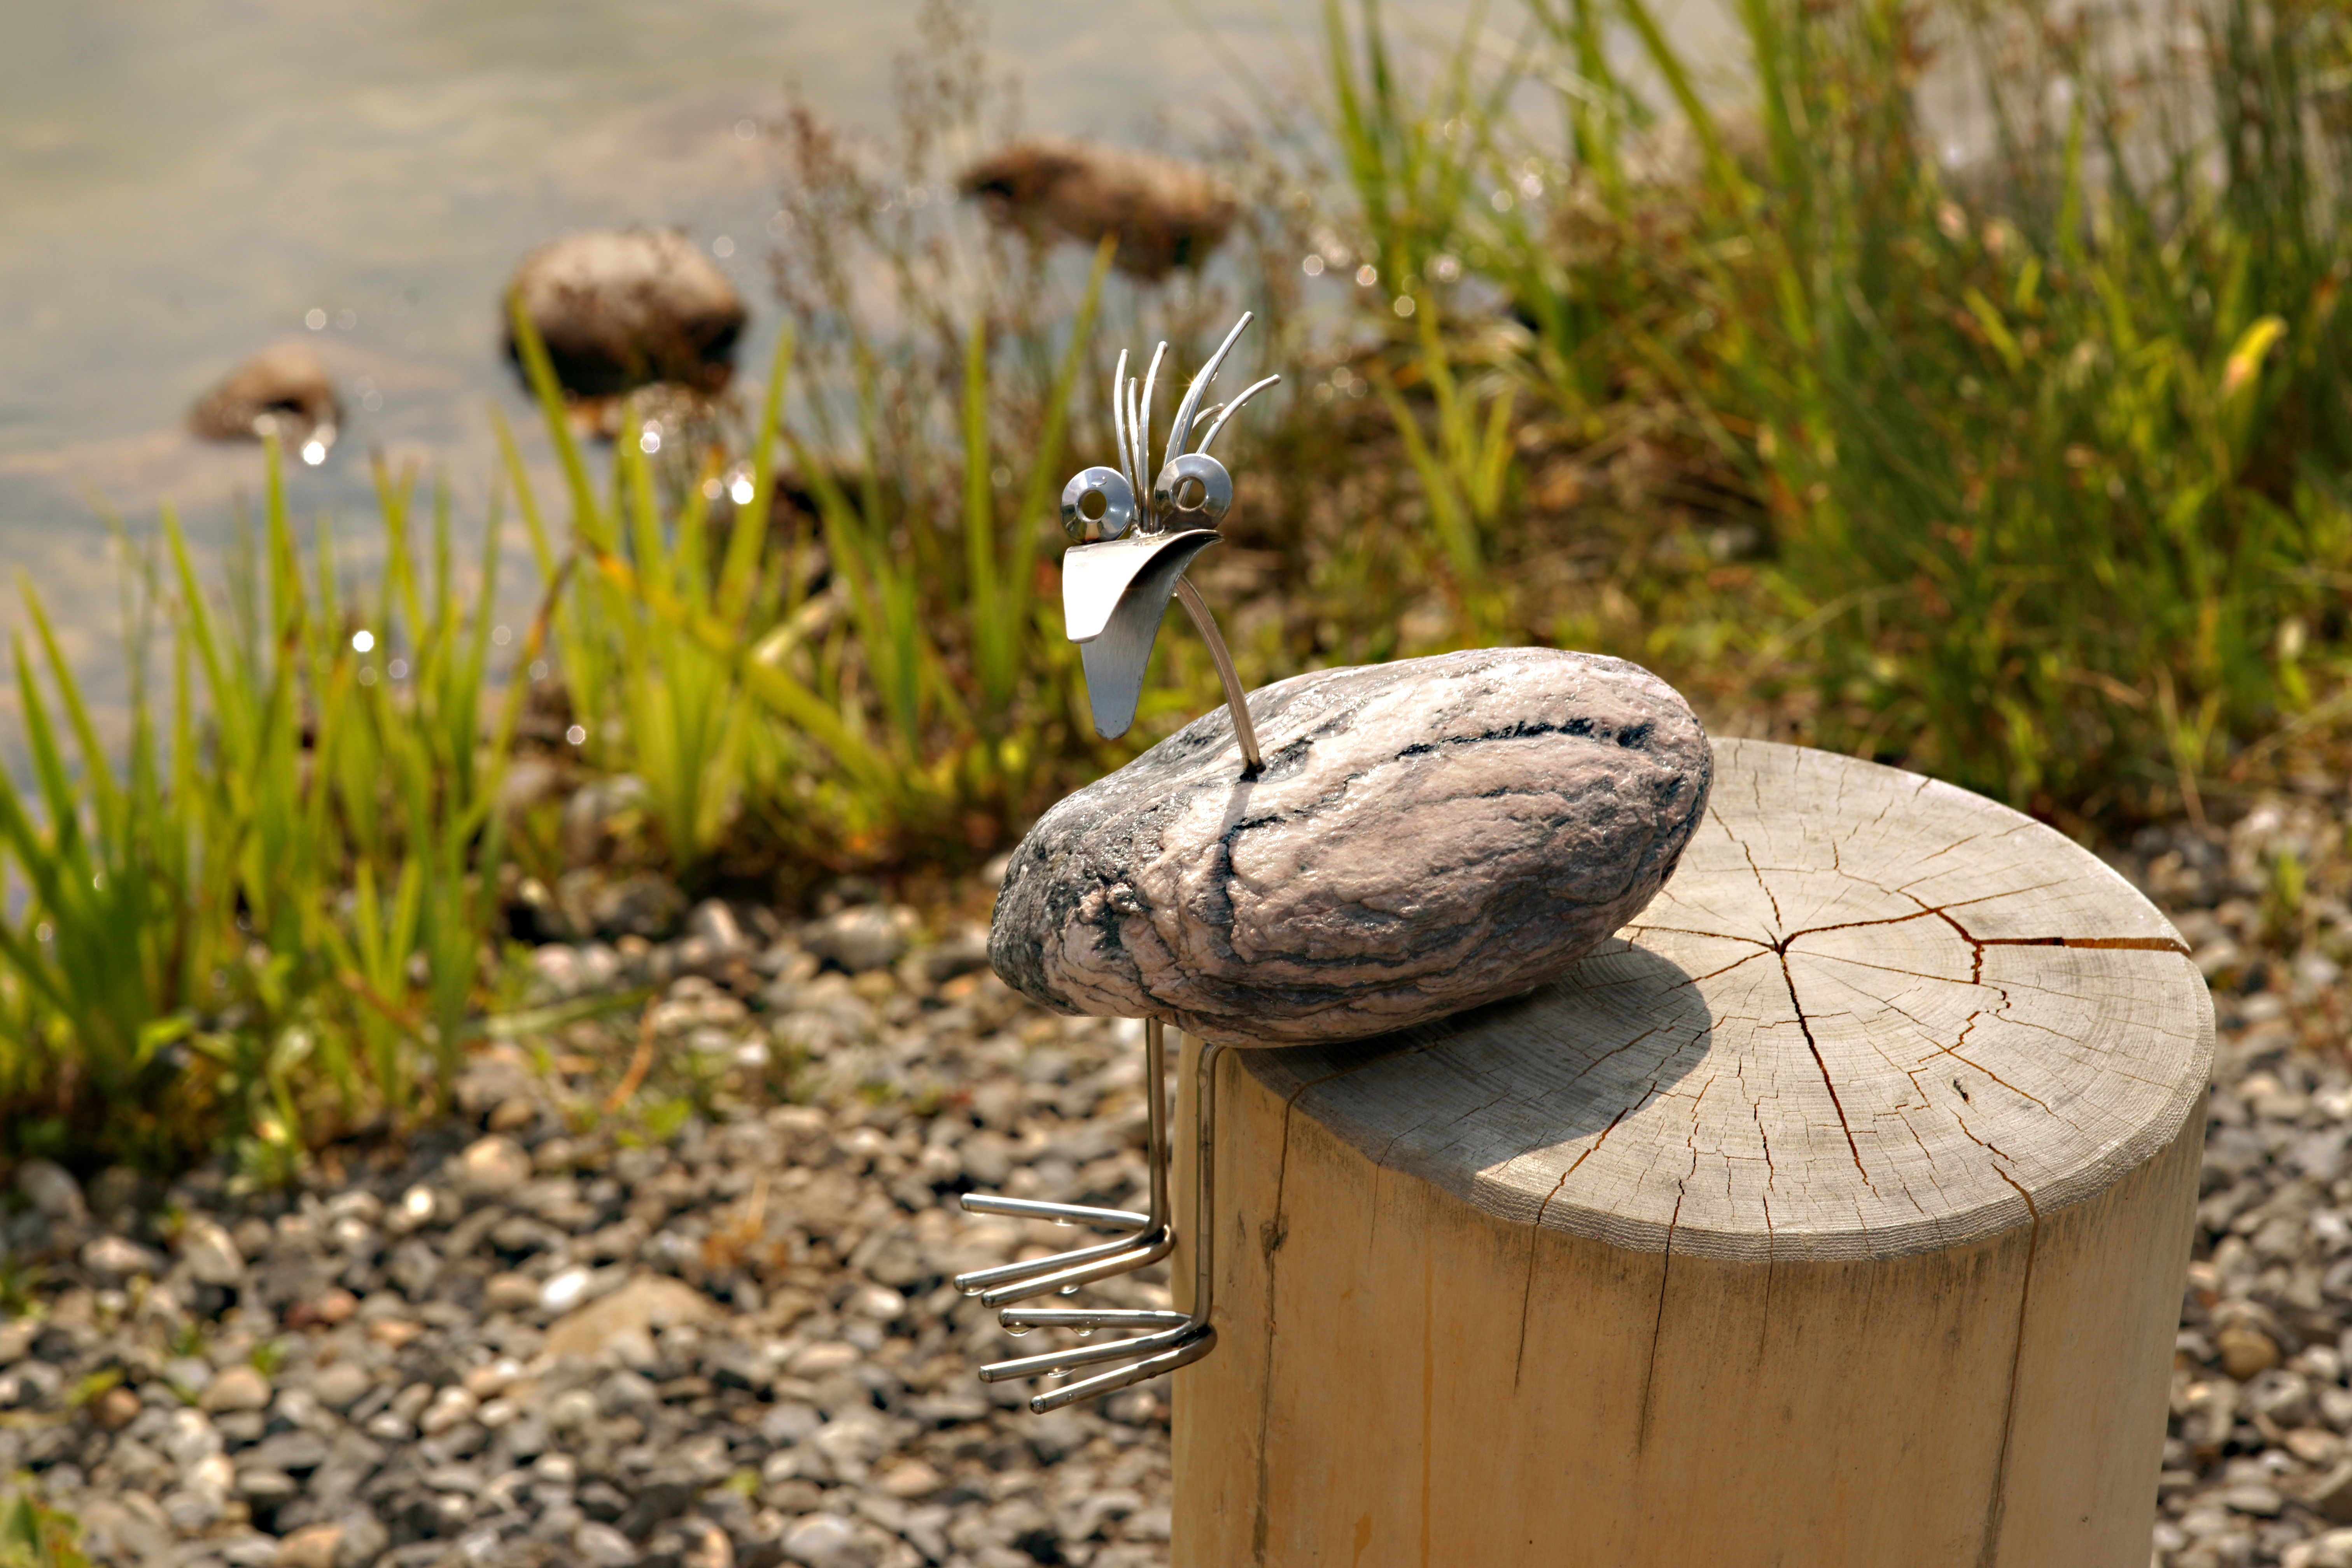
1062 528 1222 740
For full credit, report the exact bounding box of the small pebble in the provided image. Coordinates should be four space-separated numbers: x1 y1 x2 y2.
418 1386 479 1436
781 1514 861 1565
462 1358 523 1400
16 1159 84 1222
485 1273 541 1313
179 1219 245 1286
273 1524 343 1568
2219 1324 2283 1382
202 1365 272 1414
364 1318 423 1350
878 1461 943 1499
310 1362 371 1411
574 1521 637 1567
80 1236 166 1283
456 1135 531 1199
545 1388 598 1433
88 1384 142 1430
539 1267 591 1314
388 1184 438 1234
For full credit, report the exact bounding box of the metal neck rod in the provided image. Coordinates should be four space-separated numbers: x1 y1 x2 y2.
1172 577 1262 774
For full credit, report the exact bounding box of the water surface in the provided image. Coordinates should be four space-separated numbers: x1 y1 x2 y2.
0 0 1747 707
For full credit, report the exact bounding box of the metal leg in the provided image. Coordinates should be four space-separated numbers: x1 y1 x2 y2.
978 1039 1224 1413
970 313 1276 1412
954 1018 1173 1302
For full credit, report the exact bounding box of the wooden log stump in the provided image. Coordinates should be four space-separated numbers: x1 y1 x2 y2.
1169 738 2213 1568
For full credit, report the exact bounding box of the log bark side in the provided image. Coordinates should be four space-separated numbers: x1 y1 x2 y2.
1167 738 2213 1568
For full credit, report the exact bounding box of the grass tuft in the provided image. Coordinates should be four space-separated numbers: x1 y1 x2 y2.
4 0 2351 1169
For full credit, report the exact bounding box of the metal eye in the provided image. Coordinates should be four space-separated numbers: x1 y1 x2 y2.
1150 453 1232 528
1060 467 1136 542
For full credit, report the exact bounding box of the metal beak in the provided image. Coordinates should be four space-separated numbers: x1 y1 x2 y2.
1062 529 1222 739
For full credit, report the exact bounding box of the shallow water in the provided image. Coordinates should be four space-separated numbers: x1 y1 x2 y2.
0 0 1751 718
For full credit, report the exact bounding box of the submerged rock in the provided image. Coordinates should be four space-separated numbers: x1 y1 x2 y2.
959 138 1236 279
188 345 341 460
503 229 746 399
989 647 1712 1045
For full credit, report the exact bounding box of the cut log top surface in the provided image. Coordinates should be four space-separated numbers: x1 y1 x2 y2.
1239 738 2216 1264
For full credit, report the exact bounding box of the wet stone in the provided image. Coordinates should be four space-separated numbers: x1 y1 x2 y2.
503 229 747 400
188 345 341 453
959 138 1237 278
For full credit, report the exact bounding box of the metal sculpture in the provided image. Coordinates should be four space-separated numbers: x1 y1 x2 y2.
956 312 1277 1411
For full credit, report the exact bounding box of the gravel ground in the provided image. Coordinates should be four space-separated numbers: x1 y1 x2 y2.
0 889 1174 1568
2124 793 2352 1568
0 786 2347 1568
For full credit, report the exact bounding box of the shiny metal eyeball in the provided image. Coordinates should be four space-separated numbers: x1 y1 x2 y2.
1150 452 1232 528
1060 466 1137 542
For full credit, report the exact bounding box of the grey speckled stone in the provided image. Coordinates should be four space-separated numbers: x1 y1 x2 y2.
990 647 1712 1045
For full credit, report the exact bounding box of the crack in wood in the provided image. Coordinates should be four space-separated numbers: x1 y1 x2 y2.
1636 1183 1685 1456
1981 934 2190 952
1741 1058 1780 1366
1513 1098 1641 1390
1896 831 1983 882
1633 889 2187 970
1716 804 1785 929
1947 1107 2018 1166
1776 947 1871 1182
1979 1168 2042 1568
1869 990 2060 1119
1617 833 2195 1209
1554 1022 1671 1089
1636 1075 1708 1457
